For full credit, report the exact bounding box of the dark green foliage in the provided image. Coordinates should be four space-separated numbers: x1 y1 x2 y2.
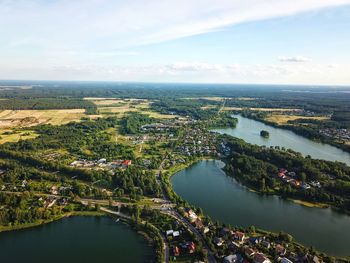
119 112 152 134
260 130 269 138
222 135 350 212
0 98 98 114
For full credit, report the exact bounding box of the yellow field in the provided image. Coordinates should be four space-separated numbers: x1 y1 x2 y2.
95 99 179 119
223 107 302 112
91 99 127 106
236 97 256 101
200 105 217 110
0 109 86 129
266 114 329 125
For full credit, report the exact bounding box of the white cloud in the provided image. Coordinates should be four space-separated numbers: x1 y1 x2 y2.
1 0 350 51
1 1 349 84
278 56 312 62
1 61 348 85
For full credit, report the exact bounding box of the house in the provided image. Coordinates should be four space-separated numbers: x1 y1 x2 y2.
310 181 321 188
279 168 288 174
44 198 56 208
233 231 245 243
97 158 107 164
21 180 28 188
220 227 233 237
50 186 58 195
202 226 210 234
253 253 271 263
122 160 132 168
173 231 180 237
223 254 244 263
188 241 196 254
288 172 296 177
193 218 204 229
312 256 320 263
173 246 180 256
213 237 224 247
281 258 293 263
166 230 174 236
228 241 241 251
184 208 198 222
261 240 271 249
301 182 311 190
275 244 287 256
249 237 262 245
244 247 255 258
59 198 68 206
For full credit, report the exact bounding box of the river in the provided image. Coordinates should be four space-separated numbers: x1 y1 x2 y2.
213 114 350 165
0 216 154 263
171 160 350 257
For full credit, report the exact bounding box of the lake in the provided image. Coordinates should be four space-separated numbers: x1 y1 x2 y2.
0 216 154 263
171 160 350 257
213 114 350 165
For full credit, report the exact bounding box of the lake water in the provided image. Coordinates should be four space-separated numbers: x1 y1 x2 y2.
171 160 350 257
0 216 154 263
213 114 350 165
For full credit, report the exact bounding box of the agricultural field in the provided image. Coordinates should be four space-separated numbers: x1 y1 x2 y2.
92 98 179 119
265 114 329 125
0 109 88 144
222 107 302 112
0 109 87 128
0 98 181 144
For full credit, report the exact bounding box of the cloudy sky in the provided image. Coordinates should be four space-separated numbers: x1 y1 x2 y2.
1 0 350 85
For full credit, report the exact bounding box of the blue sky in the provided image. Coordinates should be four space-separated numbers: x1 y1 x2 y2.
1 0 350 85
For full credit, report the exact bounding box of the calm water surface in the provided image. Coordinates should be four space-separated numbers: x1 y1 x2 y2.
0 216 154 263
171 160 350 257
213 114 350 165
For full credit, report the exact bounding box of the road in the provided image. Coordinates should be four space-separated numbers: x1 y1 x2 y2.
155 159 217 263
97 204 169 263
163 210 217 263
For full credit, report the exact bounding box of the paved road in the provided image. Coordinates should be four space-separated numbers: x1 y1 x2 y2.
163 210 217 263
98 205 169 263
155 160 217 263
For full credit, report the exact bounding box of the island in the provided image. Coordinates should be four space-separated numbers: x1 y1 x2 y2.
260 130 270 138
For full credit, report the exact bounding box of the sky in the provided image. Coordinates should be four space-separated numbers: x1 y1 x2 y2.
1 0 350 85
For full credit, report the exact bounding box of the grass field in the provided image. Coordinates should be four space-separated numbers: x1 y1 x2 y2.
0 130 38 144
266 114 329 125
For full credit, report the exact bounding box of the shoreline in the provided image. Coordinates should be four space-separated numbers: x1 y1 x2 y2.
0 210 105 233
169 159 350 260
234 112 350 157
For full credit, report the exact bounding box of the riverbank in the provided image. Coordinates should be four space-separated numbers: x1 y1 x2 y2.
240 112 350 155
223 163 332 210
0 210 106 233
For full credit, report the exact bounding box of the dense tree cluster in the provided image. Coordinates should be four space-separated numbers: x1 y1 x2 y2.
119 112 153 134
0 192 62 226
0 98 98 114
222 135 350 212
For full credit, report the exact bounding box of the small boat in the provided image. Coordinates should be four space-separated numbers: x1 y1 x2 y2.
115 218 120 223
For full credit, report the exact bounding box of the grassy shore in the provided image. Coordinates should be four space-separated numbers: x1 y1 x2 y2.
289 199 329 208
0 210 106 233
